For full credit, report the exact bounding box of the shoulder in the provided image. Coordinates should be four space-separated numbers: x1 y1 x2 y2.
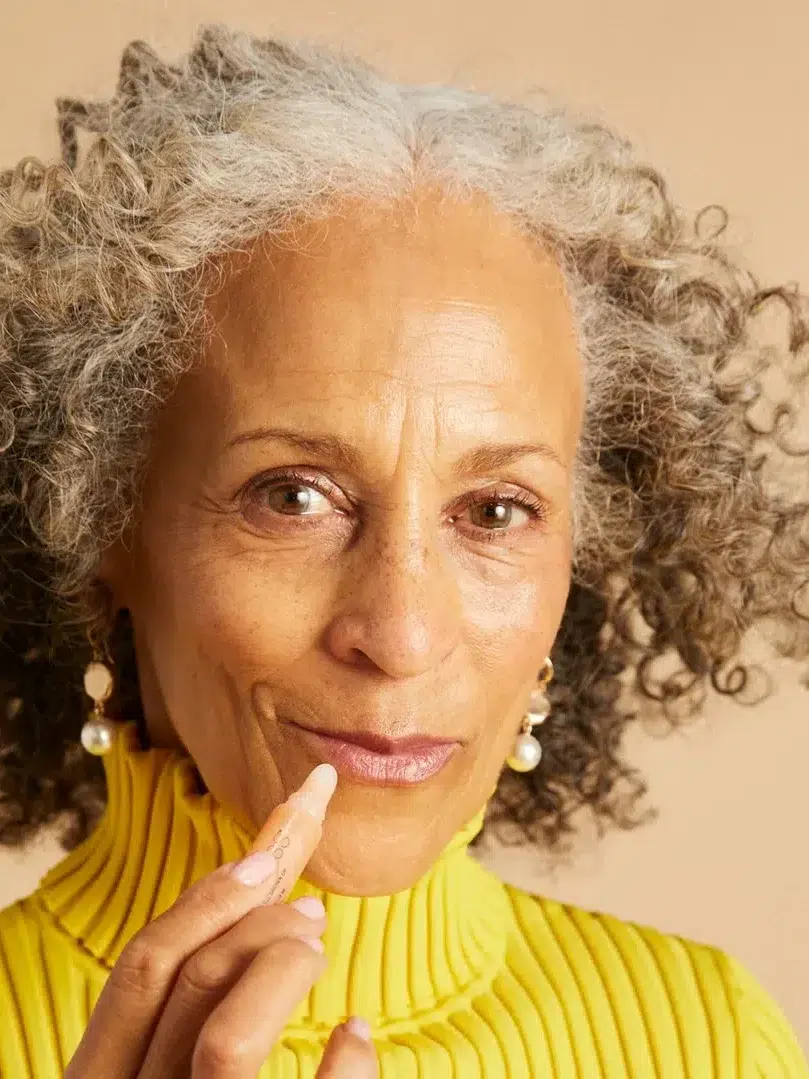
0 892 101 1078
0 896 48 1074
721 949 808 1078
0 893 46 989
504 884 808 1078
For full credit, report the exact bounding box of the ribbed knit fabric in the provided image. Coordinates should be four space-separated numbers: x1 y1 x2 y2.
0 722 805 1077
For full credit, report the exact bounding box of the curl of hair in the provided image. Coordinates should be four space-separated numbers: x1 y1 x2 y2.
1 25 807 851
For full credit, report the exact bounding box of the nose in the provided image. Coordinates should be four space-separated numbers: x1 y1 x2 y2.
321 515 461 680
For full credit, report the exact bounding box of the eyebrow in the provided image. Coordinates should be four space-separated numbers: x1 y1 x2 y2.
226 426 565 474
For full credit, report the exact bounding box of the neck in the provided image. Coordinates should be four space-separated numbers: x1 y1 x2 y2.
38 722 509 1033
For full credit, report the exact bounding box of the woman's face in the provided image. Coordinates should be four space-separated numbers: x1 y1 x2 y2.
108 189 583 895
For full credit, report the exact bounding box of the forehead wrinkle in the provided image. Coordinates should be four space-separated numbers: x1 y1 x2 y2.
224 378 555 468
397 305 511 384
229 361 513 400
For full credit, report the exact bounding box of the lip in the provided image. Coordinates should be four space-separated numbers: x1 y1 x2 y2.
291 724 460 785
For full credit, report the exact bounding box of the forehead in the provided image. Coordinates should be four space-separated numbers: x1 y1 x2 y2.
198 191 582 453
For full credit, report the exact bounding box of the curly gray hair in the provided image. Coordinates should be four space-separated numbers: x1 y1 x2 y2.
0 24 806 851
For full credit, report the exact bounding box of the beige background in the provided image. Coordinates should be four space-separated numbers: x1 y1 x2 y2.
1 0 807 1052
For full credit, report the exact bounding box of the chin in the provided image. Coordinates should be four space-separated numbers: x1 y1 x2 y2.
304 819 445 897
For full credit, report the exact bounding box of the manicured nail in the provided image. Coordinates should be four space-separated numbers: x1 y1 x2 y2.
289 896 326 920
230 850 280 887
299 935 325 953
344 1015 371 1041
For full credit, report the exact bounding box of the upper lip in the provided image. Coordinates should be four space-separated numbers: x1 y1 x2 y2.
293 724 460 754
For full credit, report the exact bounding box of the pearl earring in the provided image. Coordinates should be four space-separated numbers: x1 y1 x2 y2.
80 629 117 756
507 657 553 773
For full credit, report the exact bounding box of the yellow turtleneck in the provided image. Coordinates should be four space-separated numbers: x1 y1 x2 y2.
0 723 805 1077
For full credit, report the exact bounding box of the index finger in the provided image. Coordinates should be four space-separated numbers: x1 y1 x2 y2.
65 763 337 1079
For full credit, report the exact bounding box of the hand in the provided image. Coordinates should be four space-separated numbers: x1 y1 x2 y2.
64 851 378 1078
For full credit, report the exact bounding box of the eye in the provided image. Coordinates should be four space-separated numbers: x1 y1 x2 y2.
242 469 342 526
469 500 529 529
458 489 548 540
261 480 332 516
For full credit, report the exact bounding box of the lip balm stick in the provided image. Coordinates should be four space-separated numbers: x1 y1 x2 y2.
244 763 338 905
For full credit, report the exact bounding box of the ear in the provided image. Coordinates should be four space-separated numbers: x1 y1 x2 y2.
96 536 133 611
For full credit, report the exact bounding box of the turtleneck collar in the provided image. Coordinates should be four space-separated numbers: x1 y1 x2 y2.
38 722 509 1036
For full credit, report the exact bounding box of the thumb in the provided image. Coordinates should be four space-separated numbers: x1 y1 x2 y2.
316 1017 378 1078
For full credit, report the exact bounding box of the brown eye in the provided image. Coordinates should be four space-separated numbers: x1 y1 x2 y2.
263 482 332 516
469 499 530 530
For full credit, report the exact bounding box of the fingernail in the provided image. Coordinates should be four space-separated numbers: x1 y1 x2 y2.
344 1015 371 1041
289 896 326 920
298 935 325 953
230 850 279 887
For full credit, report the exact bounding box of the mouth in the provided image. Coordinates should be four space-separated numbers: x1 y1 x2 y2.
290 723 461 785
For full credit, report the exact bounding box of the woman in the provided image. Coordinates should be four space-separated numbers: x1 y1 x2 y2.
0 23 806 1078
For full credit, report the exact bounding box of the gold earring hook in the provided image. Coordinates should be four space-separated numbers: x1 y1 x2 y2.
537 656 554 687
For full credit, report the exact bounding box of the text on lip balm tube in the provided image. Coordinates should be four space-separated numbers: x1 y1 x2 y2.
266 827 290 901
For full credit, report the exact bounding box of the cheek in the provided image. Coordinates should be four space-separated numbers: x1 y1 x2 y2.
463 541 571 655
461 542 571 734
131 512 335 687
172 556 333 669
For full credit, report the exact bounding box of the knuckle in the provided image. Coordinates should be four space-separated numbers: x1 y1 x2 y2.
189 879 233 929
179 946 231 995
113 937 175 994
193 1024 253 1073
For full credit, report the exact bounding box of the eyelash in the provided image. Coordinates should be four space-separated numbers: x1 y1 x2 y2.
245 468 549 540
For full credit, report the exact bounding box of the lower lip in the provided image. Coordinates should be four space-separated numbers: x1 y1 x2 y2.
294 728 459 785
